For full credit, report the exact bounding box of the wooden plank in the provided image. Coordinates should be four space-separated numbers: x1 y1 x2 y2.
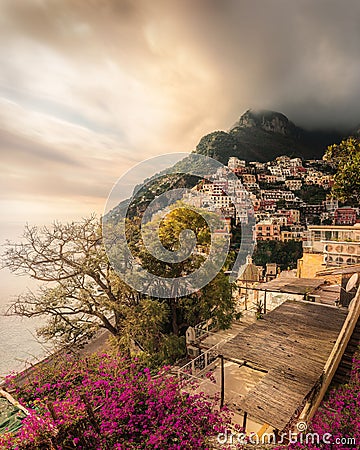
0 388 29 416
299 287 360 424
220 300 348 430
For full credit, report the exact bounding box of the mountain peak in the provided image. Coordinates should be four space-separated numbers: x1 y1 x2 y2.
231 109 299 137
195 108 344 163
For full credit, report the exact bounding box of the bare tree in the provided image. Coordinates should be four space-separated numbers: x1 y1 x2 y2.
1 216 143 346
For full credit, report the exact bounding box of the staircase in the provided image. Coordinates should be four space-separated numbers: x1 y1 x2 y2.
333 317 360 385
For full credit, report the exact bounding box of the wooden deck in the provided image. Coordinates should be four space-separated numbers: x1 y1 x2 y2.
219 300 348 430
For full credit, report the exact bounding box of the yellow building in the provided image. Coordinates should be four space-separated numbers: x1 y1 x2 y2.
297 252 324 278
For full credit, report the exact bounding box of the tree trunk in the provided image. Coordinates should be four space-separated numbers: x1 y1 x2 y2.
170 298 179 336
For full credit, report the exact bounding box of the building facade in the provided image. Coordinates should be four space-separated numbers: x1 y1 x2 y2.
255 220 281 241
303 224 360 266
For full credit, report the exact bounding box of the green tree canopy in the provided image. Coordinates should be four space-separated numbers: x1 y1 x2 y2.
324 137 360 205
253 240 303 270
129 204 235 335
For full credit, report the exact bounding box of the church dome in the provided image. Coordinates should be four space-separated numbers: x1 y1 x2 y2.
238 255 260 282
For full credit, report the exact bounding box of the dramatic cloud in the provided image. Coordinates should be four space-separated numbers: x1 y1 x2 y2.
1 0 360 238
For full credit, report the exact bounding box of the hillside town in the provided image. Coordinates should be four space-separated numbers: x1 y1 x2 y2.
189 155 357 229
184 154 360 271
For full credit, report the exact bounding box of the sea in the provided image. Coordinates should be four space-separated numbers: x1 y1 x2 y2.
0 269 49 379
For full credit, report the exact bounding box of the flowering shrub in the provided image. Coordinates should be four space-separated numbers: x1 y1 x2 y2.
0 353 231 449
275 349 360 450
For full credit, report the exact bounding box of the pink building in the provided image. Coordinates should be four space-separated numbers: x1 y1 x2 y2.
334 208 357 226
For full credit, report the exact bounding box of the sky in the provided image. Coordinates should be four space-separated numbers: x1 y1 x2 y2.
1 0 360 251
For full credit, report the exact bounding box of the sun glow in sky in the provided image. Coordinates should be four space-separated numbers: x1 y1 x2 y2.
1 0 360 245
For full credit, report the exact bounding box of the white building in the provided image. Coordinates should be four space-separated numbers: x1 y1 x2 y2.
323 197 339 213
285 179 302 191
261 190 297 202
228 157 246 170
303 224 360 266
290 158 303 168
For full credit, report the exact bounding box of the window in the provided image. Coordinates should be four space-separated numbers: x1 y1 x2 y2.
314 231 321 241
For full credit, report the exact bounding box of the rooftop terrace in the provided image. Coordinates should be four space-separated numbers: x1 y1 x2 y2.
218 300 348 430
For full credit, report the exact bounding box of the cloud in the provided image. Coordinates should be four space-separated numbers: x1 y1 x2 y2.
0 99 135 204
1 1 360 135
1 0 360 235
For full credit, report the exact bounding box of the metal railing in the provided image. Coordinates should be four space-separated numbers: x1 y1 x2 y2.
179 341 224 379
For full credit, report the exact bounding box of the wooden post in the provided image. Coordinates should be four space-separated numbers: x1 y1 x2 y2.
264 290 267 315
242 411 248 431
245 282 248 310
220 355 225 408
274 428 279 441
81 394 101 435
47 402 58 421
